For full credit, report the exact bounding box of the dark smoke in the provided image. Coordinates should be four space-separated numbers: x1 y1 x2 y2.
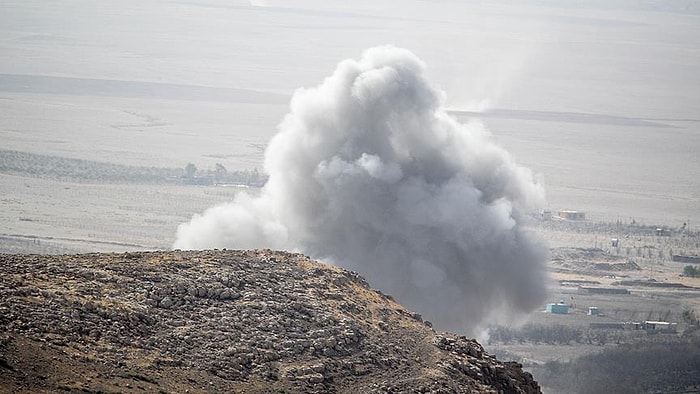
174 46 548 335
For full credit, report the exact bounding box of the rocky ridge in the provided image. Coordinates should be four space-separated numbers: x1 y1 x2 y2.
0 250 540 393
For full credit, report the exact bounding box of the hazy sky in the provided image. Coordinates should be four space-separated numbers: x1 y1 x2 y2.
1 0 698 224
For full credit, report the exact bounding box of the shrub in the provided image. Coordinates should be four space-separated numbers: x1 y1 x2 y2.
684 265 700 278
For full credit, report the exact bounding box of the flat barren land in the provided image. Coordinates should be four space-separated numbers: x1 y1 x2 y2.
2 164 699 393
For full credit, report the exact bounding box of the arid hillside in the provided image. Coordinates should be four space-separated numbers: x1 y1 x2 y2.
0 250 539 393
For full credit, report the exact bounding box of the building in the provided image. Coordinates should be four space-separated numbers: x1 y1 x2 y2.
546 302 569 314
655 228 671 236
672 255 700 264
588 307 599 316
643 321 677 333
620 321 678 333
540 209 552 221
558 210 586 220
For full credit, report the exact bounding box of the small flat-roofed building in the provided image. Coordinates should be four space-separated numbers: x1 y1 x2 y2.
643 321 677 333
540 209 552 221
546 302 569 314
558 210 586 220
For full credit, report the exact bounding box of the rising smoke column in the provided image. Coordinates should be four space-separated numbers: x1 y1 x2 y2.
175 46 548 334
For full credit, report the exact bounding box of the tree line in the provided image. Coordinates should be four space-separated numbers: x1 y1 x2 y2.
0 149 266 186
534 332 700 394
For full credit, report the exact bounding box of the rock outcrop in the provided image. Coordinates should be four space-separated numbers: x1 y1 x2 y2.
0 250 540 393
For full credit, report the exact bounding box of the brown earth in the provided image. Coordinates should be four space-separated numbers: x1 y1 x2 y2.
0 250 540 393
549 247 642 277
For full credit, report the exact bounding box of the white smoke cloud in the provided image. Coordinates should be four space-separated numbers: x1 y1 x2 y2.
174 46 548 335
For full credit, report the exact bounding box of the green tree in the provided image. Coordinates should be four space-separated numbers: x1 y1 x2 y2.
215 163 227 182
184 163 197 178
682 309 699 326
683 265 700 278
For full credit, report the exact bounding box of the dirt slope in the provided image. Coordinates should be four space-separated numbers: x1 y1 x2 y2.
0 250 539 393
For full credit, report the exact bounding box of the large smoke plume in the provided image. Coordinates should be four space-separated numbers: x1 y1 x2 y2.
174 46 548 334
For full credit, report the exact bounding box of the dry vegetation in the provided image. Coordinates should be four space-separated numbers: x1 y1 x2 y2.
0 250 540 394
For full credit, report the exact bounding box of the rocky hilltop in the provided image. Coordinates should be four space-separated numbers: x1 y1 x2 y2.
0 250 540 393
